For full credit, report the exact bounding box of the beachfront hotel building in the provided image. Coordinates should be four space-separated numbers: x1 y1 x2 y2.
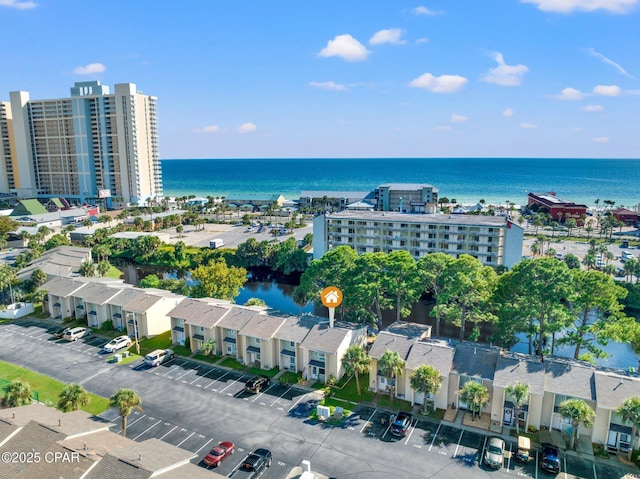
313 210 523 267
0 81 161 207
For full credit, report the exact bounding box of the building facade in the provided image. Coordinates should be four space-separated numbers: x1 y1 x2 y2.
313 210 523 268
374 183 439 213
0 81 161 206
527 192 588 223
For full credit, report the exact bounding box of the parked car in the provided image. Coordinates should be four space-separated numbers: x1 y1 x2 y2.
539 443 561 474
63 327 92 341
239 448 272 473
389 411 413 437
52 327 70 338
484 436 505 469
144 349 174 367
203 441 235 467
245 376 270 394
103 335 132 353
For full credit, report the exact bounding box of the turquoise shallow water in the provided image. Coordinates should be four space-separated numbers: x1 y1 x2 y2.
161 158 640 208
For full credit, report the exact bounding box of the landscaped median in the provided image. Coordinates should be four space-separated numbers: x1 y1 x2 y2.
0 360 110 415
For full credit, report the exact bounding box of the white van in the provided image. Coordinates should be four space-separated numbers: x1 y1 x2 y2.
144 349 174 367
63 327 92 341
209 238 225 249
622 251 634 262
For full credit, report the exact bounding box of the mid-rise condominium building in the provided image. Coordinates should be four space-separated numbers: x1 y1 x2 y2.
313 210 523 268
0 81 161 206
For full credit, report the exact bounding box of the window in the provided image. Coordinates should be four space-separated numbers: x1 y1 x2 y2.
290 341 295 347
318 352 326 359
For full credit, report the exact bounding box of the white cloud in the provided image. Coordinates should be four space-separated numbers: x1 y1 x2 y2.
415 37 429 44
197 125 221 133
520 122 538 129
557 87 583 100
593 84 621 96
432 125 452 131
450 114 468 123
483 52 529 86
581 104 605 112
592 136 610 143
408 73 468 93
0 0 37 9
237 122 257 133
413 6 440 15
586 48 634 78
318 34 370 62
521 0 637 13
309 81 348 91
73 63 106 75
503 107 514 117
369 28 406 46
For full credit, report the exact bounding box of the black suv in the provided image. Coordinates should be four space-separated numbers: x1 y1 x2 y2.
241 448 272 472
389 411 414 437
245 376 270 394
539 443 561 474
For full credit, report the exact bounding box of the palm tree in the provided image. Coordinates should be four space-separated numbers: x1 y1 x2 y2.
378 350 406 401
558 398 595 450
201 338 216 356
97 260 111 277
505 381 529 434
617 396 640 460
30 268 47 287
459 381 489 420
109 388 142 437
80 261 95 277
410 365 442 414
3 379 33 407
342 345 370 396
58 383 90 412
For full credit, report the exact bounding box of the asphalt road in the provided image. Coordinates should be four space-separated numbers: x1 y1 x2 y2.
0 318 636 479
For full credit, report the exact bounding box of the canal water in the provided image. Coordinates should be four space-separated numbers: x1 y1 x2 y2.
119 263 638 370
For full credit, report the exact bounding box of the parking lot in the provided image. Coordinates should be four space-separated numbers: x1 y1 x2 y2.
1 318 639 479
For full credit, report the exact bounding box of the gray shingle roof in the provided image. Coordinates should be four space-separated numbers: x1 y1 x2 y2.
368 331 416 361
594 372 640 410
168 298 231 327
0 421 63 479
405 340 455 377
385 321 432 339
102 286 145 307
122 291 182 314
108 438 194 473
42 276 90 297
73 282 125 305
493 356 546 395
239 314 288 340
83 454 151 479
451 344 500 380
544 361 596 401
17 245 91 281
301 323 353 354
216 307 256 331
0 404 111 437
274 316 315 343
22 442 95 479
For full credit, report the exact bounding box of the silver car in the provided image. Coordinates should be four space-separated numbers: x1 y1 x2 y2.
103 335 132 353
484 436 505 469
144 349 174 367
62 327 92 341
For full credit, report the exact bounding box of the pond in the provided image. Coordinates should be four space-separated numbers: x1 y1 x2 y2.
118 263 637 370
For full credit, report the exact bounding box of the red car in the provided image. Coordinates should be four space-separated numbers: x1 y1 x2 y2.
203 441 235 467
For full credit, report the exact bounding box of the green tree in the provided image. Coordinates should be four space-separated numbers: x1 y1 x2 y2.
0 216 19 238
558 398 595 450
3 379 33 407
109 388 143 437
459 381 489 420
345 252 389 329
80 261 95 277
190 260 247 301
341 345 370 396
0 264 17 303
245 298 266 307
616 396 640 460
200 338 216 356
564 254 581 269
58 383 90 412
378 349 406 401
410 365 442 414
505 381 529 434
557 269 628 359
139 274 161 289
176 224 184 237
433 255 497 341
383 250 422 323
97 260 111 277
31 268 47 287
418 252 455 339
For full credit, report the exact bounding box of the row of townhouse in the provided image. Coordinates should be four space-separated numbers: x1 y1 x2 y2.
41 277 367 384
369 323 640 453
168 298 367 383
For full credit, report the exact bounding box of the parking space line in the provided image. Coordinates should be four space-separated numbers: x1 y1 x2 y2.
219 375 244 394
359 408 378 433
116 414 146 433
270 386 291 407
159 425 178 440
287 391 313 413
162 361 187 377
593 462 597 479
133 419 162 440
252 383 275 403
194 437 215 455
190 367 216 385
204 371 229 390
453 429 464 458
563 456 567 479
176 431 195 447
175 366 197 381
429 424 441 451
404 419 417 445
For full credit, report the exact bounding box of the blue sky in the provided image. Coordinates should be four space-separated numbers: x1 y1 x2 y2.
1 0 639 159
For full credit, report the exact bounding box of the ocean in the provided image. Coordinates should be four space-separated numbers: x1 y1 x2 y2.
161 158 640 209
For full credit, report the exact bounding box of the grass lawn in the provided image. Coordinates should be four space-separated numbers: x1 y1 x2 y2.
279 371 302 385
193 353 221 364
245 366 279 378
105 265 123 279
509 429 540 444
0 360 110 415
106 353 142 366
172 344 192 357
330 373 375 403
138 331 172 356
219 357 245 370
307 396 354 426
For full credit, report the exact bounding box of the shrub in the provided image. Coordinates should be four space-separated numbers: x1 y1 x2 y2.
101 320 114 331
